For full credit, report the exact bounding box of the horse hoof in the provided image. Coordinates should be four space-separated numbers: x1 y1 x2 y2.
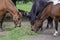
53 33 58 37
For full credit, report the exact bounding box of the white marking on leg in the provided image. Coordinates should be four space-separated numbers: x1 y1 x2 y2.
53 31 58 36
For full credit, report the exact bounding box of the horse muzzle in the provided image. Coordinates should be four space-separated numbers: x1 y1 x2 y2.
15 24 21 27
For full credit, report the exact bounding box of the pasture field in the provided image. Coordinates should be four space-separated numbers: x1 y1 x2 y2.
0 4 60 40
16 4 32 12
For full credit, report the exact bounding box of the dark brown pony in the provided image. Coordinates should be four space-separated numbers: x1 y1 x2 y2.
31 2 60 36
0 0 22 31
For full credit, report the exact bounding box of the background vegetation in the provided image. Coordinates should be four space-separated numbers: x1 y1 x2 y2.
16 4 32 12
17 0 34 3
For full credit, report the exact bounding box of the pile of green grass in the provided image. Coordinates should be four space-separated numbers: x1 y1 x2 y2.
0 27 37 40
16 4 32 12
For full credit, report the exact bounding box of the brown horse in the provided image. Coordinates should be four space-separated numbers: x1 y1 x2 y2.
31 2 60 36
0 0 22 31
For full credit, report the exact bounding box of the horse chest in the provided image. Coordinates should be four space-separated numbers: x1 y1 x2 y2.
0 4 6 14
0 9 6 17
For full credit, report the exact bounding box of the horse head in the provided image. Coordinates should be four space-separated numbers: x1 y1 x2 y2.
5 0 22 27
13 12 22 27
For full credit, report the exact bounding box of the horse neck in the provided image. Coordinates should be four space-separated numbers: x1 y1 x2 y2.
5 0 19 16
40 3 53 21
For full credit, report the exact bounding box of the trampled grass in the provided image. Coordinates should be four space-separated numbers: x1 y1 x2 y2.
0 27 37 40
16 4 32 12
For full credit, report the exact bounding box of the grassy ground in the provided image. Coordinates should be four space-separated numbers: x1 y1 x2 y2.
16 4 32 12
0 21 38 40
0 27 37 40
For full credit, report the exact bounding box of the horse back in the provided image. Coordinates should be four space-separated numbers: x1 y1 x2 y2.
51 3 60 16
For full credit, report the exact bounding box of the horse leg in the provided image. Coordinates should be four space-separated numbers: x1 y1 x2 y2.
53 18 58 36
0 14 6 32
46 19 49 29
50 21 53 29
0 20 3 32
0 19 4 32
46 17 53 29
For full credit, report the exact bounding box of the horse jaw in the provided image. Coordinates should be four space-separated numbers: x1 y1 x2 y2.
53 31 58 36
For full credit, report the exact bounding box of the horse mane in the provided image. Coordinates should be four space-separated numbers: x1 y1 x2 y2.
42 2 53 11
41 2 53 19
37 2 53 19
5 0 18 11
6 0 15 7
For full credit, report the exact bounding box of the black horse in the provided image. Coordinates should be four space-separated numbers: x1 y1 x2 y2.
29 0 53 30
